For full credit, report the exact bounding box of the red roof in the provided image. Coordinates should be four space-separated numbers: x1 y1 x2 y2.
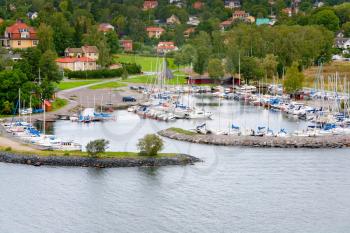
144 1 158 9
193 1 203 9
5 21 37 39
157 42 176 49
56 57 96 63
146 27 165 32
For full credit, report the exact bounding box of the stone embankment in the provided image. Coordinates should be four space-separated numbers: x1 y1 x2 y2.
158 129 350 148
0 152 200 168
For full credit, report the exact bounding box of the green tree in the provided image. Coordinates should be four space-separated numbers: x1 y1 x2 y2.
342 22 350 37
283 62 304 95
137 134 164 156
311 9 340 31
37 23 55 53
105 30 120 54
192 31 212 74
262 54 278 79
208 58 224 83
39 50 62 99
86 139 110 157
240 56 265 83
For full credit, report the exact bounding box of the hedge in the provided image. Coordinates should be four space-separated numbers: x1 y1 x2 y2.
67 63 141 79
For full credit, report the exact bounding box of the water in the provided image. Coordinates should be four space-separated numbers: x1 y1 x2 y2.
1 97 350 233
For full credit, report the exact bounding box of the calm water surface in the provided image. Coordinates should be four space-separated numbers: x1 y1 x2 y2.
1 97 350 233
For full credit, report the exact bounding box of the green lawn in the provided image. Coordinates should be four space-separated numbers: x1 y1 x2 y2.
89 81 127 90
123 75 187 85
51 98 68 111
57 80 102 90
0 146 176 159
168 127 197 136
114 54 184 72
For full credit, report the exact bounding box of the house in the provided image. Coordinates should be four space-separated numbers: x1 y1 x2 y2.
120 39 133 52
187 16 200 26
146 27 165 38
224 0 241 9
157 41 178 54
184 27 195 38
64 45 99 60
170 0 184 8
27 12 38 20
193 1 203 10
233 10 250 20
336 30 345 38
335 38 350 50
167 14 181 25
56 57 97 71
98 23 115 33
220 20 234 31
245 16 256 23
256 18 271 26
143 0 158 10
1 20 38 49
282 8 292 17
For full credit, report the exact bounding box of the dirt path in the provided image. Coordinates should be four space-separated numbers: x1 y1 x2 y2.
0 136 38 152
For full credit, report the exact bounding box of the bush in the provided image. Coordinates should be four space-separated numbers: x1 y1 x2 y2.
5 146 12 151
137 134 164 156
66 63 141 79
86 139 110 157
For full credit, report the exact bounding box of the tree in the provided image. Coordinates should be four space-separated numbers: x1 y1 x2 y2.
86 139 109 157
208 58 224 83
262 54 278 79
342 22 350 37
39 50 62 99
137 134 164 156
105 30 120 54
37 23 55 53
240 56 265 83
192 31 212 74
311 9 340 31
283 62 304 95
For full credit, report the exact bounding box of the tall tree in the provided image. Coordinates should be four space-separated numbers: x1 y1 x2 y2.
37 23 55 53
208 58 224 83
283 62 304 95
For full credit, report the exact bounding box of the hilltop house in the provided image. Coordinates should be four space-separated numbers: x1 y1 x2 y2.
120 39 133 52
56 57 97 71
193 1 203 10
187 16 200 26
335 38 350 50
98 23 115 33
27 11 38 20
167 14 181 25
157 41 178 54
143 0 158 10
64 45 99 60
146 27 165 38
224 0 241 9
184 27 195 38
220 19 234 31
1 20 38 49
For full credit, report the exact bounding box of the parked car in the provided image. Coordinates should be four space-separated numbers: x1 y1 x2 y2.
122 96 136 102
129 86 138 90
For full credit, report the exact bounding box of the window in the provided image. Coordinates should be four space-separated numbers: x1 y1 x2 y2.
17 40 21 46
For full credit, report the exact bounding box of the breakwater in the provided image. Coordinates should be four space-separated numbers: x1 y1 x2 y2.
0 152 200 168
158 128 350 148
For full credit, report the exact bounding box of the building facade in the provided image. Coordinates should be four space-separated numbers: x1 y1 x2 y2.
2 20 38 49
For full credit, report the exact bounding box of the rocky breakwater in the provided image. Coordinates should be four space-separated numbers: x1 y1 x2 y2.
158 128 350 148
0 152 201 168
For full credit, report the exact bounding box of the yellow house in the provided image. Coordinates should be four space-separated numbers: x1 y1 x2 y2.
2 20 38 49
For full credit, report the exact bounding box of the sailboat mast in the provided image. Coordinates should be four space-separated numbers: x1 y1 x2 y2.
18 88 21 118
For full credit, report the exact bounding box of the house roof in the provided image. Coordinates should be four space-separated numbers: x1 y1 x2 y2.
144 0 158 9
98 23 114 32
65 47 83 53
82 45 99 53
146 26 165 32
56 57 96 63
5 21 37 39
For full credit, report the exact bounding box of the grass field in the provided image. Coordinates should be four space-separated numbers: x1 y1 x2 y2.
57 80 103 90
51 98 68 111
89 81 127 90
114 54 183 72
123 75 187 85
0 146 176 159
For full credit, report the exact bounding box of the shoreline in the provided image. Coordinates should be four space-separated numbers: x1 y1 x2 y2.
0 151 201 168
158 128 350 149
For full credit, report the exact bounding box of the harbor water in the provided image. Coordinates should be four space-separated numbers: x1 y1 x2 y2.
1 96 350 233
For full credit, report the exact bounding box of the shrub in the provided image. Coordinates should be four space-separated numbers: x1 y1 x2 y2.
86 139 110 157
5 146 12 151
66 63 141 79
137 134 164 156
